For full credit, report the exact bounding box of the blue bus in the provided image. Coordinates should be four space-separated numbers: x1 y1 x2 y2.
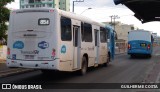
128 30 154 58
105 25 115 61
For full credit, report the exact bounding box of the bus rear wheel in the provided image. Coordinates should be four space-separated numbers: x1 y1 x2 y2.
104 54 110 67
78 57 88 75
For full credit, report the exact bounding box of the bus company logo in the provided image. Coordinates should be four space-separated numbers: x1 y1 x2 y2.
21 50 39 55
13 41 24 49
61 45 66 53
38 41 49 49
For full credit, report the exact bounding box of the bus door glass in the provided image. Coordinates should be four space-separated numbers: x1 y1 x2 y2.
94 29 100 64
73 26 81 69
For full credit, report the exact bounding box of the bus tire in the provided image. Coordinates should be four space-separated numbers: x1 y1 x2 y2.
131 54 134 58
148 54 152 58
104 54 110 67
78 57 88 75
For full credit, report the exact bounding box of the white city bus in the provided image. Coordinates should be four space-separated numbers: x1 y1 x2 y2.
7 8 110 75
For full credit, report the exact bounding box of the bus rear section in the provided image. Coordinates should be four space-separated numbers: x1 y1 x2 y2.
7 9 60 70
128 30 153 57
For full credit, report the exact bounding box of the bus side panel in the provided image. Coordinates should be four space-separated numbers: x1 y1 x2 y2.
48 11 60 70
99 43 108 64
59 42 73 71
99 27 108 64
58 16 74 72
81 23 95 67
81 42 95 67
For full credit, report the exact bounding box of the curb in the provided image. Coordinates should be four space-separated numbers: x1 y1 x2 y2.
0 69 36 78
0 59 6 63
0 62 5 64
115 52 126 55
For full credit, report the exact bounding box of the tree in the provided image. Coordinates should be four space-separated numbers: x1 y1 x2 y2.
0 0 14 43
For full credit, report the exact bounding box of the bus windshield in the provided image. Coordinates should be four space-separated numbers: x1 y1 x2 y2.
128 31 151 42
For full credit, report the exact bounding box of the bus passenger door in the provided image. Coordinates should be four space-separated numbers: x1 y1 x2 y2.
73 26 81 69
94 29 100 65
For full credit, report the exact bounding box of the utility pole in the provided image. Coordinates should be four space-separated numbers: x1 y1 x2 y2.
110 15 120 40
110 15 120 30
73 0 84 12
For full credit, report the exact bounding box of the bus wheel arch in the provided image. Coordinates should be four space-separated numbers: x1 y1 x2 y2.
83 53 88 64
108 52 111 62
78 54 88 75
104 52 110 67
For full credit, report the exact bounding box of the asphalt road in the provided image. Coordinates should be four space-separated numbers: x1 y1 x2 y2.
1 46 160 92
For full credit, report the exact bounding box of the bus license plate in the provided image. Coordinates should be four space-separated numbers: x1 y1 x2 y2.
140 43 146 47
25 55 34 59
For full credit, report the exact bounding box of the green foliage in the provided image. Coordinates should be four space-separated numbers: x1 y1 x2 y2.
0 0 14 7
0 0 14 41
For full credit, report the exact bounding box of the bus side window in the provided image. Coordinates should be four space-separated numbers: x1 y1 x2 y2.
61 16 72 41
83 23 92 42
81 22 84 41
106 28 110 39
100 27 107 43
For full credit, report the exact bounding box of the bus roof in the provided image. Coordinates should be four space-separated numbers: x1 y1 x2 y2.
59 9 105 27
129 30 151 33
12 8 105 27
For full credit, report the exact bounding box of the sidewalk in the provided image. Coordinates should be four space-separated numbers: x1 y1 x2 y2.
0 62 9 71
115 47 127 55
0 59 8 71
0 59 5 63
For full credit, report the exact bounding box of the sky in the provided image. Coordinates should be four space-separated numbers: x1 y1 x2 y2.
6 0 160 36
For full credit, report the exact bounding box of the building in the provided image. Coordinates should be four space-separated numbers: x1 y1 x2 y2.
20 0 70 11
59 0 70 11
115 22 134 42
152 33 158 43
157 36 160 45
